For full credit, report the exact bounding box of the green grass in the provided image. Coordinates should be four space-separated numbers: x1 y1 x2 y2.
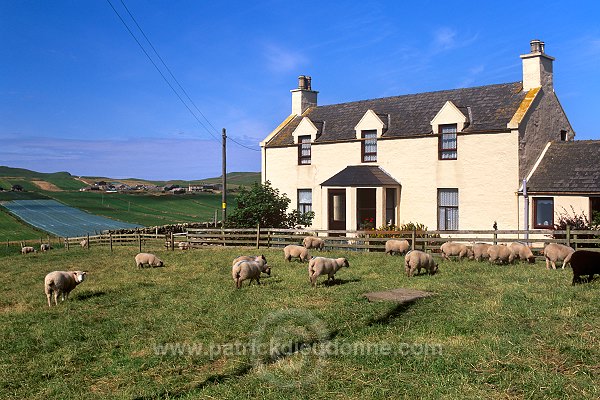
0 208 47 241
1 248 598 399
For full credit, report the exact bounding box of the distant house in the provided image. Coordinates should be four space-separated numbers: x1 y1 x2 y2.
11 184 23 192
261 40 598 232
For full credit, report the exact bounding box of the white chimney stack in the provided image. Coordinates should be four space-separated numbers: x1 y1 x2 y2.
291 75 318 115
520 39 555 91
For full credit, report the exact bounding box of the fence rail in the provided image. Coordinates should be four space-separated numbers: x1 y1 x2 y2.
6 227 600 256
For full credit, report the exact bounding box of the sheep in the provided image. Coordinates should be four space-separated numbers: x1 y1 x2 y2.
134 252 164 268
40 243 52 252
232 257 271 289
487 244 514 264
177 241 190 250
80 239 88 248
509 242 536 263
21 246 36 255
440 242 473 261
570 250 600 285
543 243 575 270
385 239 410 256
232 255 267 267
44 270 87 307
472 243 492 261
404 250 438 277
284 245 311 262
303 236 325 250
308 257 349 287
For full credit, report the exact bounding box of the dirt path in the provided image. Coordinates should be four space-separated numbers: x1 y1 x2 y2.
31 180 62 192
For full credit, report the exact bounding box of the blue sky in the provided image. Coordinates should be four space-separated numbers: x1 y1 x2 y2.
1 0 599 180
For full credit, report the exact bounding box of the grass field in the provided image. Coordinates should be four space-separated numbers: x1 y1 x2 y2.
0 208 48 241
1 247 598 399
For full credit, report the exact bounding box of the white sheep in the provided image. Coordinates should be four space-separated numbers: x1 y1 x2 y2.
21 246 36 255
472 243 492 261
80 239 88 248
308 257 349 287
232 254 267 267
40 243 52 252
284 245 311 262
487 244 514 264
543 243 575 269
509 242 536 263
303 236 325 250
440 242 473 260
404 250 438 277
134 253 164 268
177 242 190 250
44 270 87 307
232 257 271 289
385 239 410 255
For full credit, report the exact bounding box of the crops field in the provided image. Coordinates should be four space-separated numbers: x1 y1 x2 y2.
1 245 599 399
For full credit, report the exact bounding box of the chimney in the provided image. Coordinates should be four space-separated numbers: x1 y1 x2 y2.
520 39 555 91
291 75 318 115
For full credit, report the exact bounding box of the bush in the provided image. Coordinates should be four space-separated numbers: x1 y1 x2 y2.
552 206 600 247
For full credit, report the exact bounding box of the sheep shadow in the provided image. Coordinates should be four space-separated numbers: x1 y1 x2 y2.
367 300 419 326
72 290 107 301
321 277 361 287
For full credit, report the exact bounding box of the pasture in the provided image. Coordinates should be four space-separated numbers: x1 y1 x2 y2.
1 247 599 399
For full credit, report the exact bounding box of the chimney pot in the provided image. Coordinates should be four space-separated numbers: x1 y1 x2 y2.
298 75 308 90
530 39 542 53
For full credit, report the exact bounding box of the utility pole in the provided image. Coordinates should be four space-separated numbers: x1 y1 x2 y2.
222 128 227 224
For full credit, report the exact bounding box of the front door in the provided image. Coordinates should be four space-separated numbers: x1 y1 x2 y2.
328 189 346 231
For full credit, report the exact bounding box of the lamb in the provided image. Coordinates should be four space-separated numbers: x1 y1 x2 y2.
487 244 514 264
40 243 52 252
80 239 88 248
404 250 438 277
308 257 349 287
177 242 190 250
284 245 311 262
232 257 271 289
385 239 410 256
134 252 164 268
44 270 87 307
232 254 267 267
543 243 575 270
303 236 325 250
440 242 473 260
21 246 36 255
509 242 536 263
472 243 492 261
570 250 600 285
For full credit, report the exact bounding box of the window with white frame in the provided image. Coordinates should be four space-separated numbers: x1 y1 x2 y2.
362 130 377 162
439 124 457 160
298 135 311 165
298 189 312 215
438 188 458 230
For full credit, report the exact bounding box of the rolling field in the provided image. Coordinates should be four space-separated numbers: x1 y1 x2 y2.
1 247 599 399
0 208 47 241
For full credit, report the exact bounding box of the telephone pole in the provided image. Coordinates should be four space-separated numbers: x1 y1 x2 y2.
222 128 227 224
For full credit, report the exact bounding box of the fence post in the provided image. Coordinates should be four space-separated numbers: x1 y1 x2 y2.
267 229 271 248
138 233 142 253
222 227 226 247
411 229 416 251
493 232 497 246
65 237 69 251
574 234 578 250
87 234 90 249
256 224 261 249
170 232 174 251
566 225 571 247
109 233 113 253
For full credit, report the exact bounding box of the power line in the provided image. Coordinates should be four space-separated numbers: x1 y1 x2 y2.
106 0 261 152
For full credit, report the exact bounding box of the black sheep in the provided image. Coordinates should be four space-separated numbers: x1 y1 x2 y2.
570 250 600 285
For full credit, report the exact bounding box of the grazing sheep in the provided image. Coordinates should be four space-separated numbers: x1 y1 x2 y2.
134 253 164 268
385 239 410 256
570 250 600 285
232 255 267 267
284 245 311 262
44 270 87 307
509 242 536 263
308 257 349 287
404 250 438 277
543 243 575 270
80 239 88 248
40 243 52 252
21 246 36 255
472 243 492 261
303 236 325 250
232 257 270 289
487 244 514 264
177 242 190 250
440 242 473 261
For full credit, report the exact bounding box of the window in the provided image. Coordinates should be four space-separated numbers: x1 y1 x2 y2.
298 135 311 165
439 124 457 160
298 189 312 215
560 130 567 141
438 189 458 230
533 197 554 228
385 188 396 226
362 130 377 162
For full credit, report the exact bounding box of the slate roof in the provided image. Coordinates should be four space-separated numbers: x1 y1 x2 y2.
266 82 527 147
527 141 600 193
321 166 400 187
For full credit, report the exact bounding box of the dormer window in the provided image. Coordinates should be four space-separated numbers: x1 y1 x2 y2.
439 124 457 160
298 135 311 165
362 130 377 162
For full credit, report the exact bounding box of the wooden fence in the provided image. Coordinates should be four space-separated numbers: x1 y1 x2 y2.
6 226 594 257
